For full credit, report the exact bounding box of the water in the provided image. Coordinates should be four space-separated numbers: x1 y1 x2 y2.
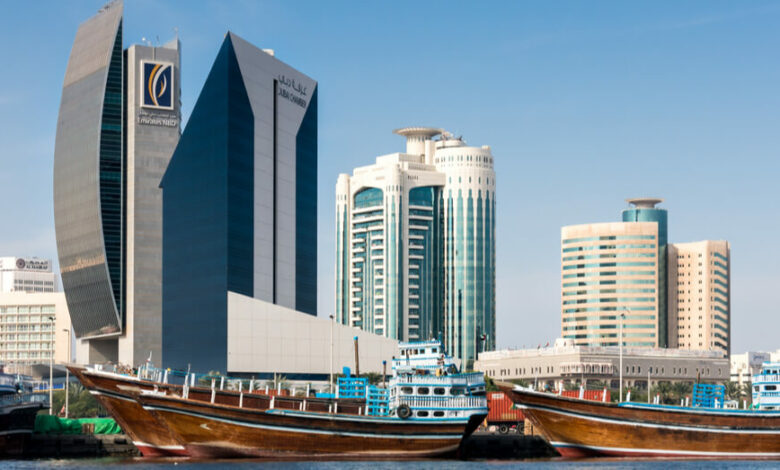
1 459 777 469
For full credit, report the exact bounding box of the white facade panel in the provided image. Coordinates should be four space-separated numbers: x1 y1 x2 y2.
227 292 398 375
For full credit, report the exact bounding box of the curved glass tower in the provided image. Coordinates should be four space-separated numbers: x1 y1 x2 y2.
54 1 182 365
53 1 125 340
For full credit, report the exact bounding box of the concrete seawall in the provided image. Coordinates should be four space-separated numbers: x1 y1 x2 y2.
25 434 139 458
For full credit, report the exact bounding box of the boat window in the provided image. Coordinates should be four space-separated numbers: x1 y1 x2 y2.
417 411 429 417
418 387 430 395
434 387 446 395
451 387 466 395
766 385 777 391
433 411 444 417
401 387 414 395
755 386 760 392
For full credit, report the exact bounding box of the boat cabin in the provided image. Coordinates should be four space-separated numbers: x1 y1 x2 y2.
752 362 780 410
388 341 487 420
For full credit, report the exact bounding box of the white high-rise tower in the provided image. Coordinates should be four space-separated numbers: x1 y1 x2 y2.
336 128 496 367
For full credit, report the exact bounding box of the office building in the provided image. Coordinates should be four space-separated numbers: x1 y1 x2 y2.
622 198 669 347
562 199 731 356
475 338 729 390
0 257 56 293
669 241 731 355
561 220 661 347
161 33 318 374
0 292 71 369
730 351 770 385
336 128 496 368
53 1 181 365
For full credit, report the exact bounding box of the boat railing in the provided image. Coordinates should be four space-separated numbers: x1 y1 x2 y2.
753 374 780 383
0 392 48 406
758 391 780 398
394 396 487 409
392 372 484 387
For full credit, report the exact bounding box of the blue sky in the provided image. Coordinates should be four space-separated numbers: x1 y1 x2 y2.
1 1 778 353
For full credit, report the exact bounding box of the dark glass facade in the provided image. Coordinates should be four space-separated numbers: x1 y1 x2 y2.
161 36 253 373
295 88 318 315
161 33 318 373
100 21 125 317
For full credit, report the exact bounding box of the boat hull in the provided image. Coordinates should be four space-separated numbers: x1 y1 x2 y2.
67 366 188 457
0 401 44 457
498 382 780 458
69 366 369 457
139 393 484 459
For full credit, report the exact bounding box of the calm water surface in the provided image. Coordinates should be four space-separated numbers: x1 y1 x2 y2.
1 459 777 469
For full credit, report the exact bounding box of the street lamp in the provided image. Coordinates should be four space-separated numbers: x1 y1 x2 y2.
47 316 54 415
62 328 71 418
619 309 629 402
329 314 334 394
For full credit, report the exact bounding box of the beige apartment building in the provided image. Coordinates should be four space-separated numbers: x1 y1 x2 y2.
561 222 660 348
0 292 71 372
668 241 730 355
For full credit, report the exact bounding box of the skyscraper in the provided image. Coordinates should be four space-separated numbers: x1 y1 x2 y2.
435 134 496 368
668 241 730 355
561 221 661 347
53 0 181 365
622 198 668 347
335 128 445 341
160 33 317 373
561 199 730 356
336 128 496 367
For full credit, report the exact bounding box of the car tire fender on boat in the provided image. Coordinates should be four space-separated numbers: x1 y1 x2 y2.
397 404 411 419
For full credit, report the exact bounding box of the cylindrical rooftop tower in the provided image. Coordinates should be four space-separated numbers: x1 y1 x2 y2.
393 127 442 157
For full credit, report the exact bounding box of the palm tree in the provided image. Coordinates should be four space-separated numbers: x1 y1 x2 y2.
651 381 673 404
671 382 692 403
362 372 383 386
724 381 740 401
741 382 753 407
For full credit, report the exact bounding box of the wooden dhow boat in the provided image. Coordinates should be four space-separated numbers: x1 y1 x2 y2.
68 364 187 457
498 380 780 458
136 341 487 458
68 363 366 457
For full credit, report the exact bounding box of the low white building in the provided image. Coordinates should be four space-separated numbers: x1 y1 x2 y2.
731 351 773 385
475 338 728 391
0 257 56 293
